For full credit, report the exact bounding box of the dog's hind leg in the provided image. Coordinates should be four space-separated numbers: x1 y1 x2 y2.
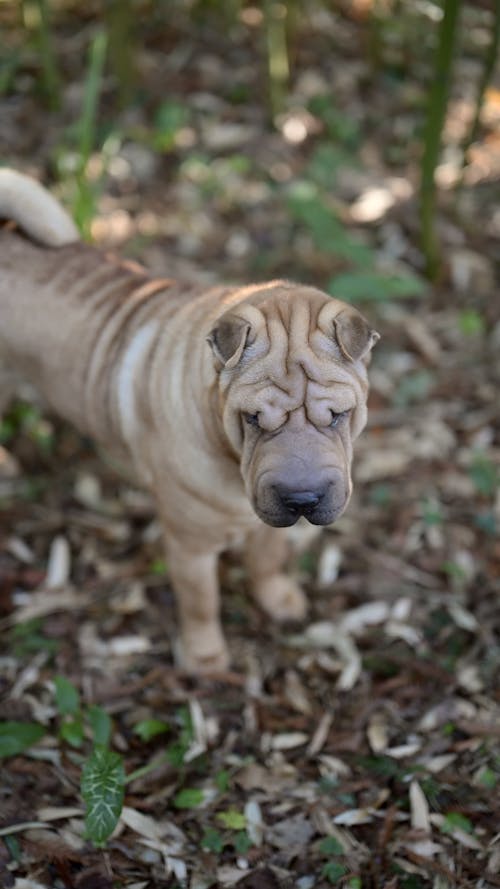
244 525 307 622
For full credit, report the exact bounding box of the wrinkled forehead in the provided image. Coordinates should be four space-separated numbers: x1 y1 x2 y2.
235 324 369 438
241 286 356 364
239 295 369 390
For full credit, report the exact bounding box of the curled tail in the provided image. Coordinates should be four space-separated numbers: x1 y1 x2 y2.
0 168 79 247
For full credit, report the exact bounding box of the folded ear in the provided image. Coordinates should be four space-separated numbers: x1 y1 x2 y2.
207 314 251 369
333 307 380 362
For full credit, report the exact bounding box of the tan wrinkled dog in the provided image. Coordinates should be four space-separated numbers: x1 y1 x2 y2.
0 169 379 673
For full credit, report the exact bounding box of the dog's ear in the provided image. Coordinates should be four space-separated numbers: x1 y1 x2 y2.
333 307 380 362
207 314 251 369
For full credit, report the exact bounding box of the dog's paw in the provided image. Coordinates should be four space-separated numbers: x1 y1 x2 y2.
175 630 230 675
254 575 307 622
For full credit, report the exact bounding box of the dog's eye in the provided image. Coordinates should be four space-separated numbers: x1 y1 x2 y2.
330 409 350 428
243 412 260 428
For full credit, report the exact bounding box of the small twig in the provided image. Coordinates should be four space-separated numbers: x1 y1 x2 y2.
404 848 470 885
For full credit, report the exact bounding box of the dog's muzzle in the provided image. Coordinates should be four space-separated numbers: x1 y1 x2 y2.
254 472 348 528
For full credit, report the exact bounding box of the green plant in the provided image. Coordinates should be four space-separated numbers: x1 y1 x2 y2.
200 809 252 856
0 49 21 96
0 721 46 758
81 747 126 847
0 400 54 454
52 676 123 846
103 0 137 108
460 1 500 176
419 0 462 278
133 718 171 742
10 619 59 658
441 811 474 834
468 453 499 497
288 180 373 267
152 100 190 152
459 309 485 336
319 836 349 885
328 270 425 304
287 97 426 304
54 28 109 240
392 370 434 407
22 0 61 109
308 95 360 149
264 0 290 117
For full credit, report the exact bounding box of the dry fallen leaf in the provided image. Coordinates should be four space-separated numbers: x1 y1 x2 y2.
409 780 430 832
45 535 71 589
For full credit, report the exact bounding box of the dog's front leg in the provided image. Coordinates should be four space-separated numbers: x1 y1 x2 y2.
244 524 307 622
165 542 229 673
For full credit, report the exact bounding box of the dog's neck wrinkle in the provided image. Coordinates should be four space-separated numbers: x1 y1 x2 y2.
87 287 171 443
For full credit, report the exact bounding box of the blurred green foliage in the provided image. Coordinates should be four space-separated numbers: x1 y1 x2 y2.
3 1 500 277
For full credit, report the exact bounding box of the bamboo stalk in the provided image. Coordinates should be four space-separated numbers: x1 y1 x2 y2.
103 0 137 108
264 0 290 119
419 0 462 280
460 0 500 176
77 29 108 172
22 0 61 110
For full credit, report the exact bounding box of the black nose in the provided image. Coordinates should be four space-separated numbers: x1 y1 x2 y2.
281 490 322 515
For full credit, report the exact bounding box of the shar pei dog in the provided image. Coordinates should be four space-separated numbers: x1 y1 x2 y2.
0 169 379 673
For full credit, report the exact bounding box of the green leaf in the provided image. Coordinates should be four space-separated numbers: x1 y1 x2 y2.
133 719 170 742
422 499 443 527
441 560 467 582
393 370 434 407
201 827 225 853
288 184 374 266
172 788 205 809
308 95 360 147
81 748 125 847
215 769 231 793
369 483 393 507
216 808 246 830
442 812 473 834
3 833 21 861
319 836 344 856
328 270 426 303
166 741 187 768
149 558 168 576
469 454 499 497
234 830 252 855
10 619 59 657
54 676 80 716
477 767 497 789
306 143 355 189
87 706 112 748
474 512 496 535
459 309 485 336
399 876 426 889
322 859 348 883
60 716 85 748
357 754 405 779
153 101 189 151
0 722 46 759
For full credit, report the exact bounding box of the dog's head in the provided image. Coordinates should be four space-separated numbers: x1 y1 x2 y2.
207 282 379 527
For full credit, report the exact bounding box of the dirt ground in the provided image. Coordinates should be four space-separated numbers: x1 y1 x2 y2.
1 3 499 887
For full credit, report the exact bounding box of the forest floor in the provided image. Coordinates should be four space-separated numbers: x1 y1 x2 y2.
0 4 499 888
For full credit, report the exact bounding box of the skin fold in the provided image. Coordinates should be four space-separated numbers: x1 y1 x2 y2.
0 170 379 673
